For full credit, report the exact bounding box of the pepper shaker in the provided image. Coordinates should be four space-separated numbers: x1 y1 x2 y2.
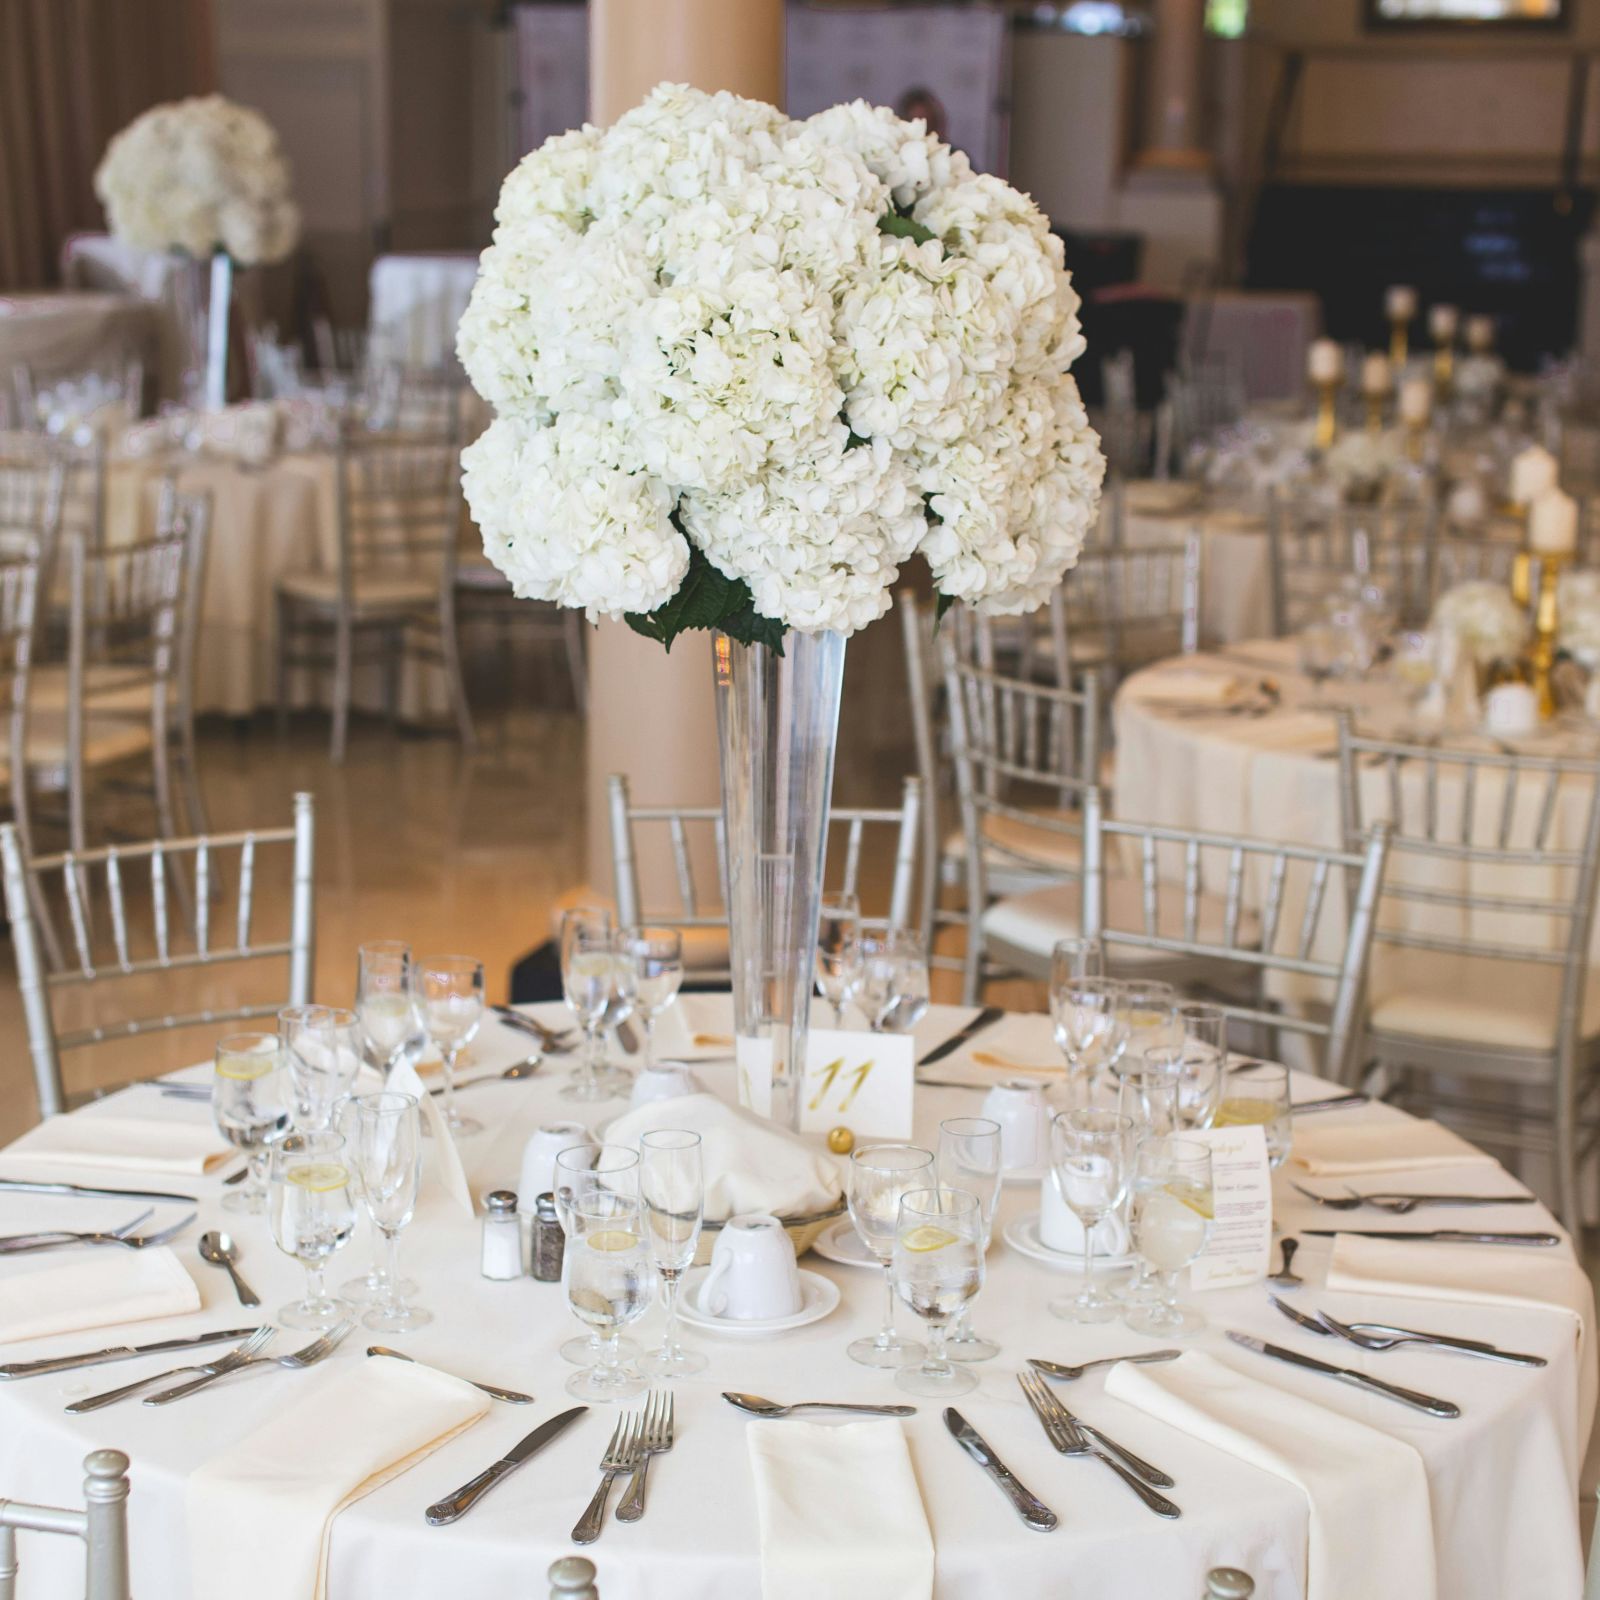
530 1192 566 1282
481 1190 523 1280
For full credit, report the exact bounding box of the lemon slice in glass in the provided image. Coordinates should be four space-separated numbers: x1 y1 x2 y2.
587 1229 639 1253
287 1162 349 1193
1165 1181 1214 1220
901 1225 958 1253
216 1051 277 1082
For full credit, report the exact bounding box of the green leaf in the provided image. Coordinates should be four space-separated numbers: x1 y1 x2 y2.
720 601 787 656
625 544 787 654
878 212 938 248
934 592 957 627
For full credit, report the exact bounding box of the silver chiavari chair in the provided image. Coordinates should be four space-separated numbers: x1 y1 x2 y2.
1081 786 1391 1083
0 435 65 574
607 774 921 989
1058 532 1202 687
1163 358 1246 476
1336 720 1600 1226
275 431 473 762
454 555 588 716
0 791 315 1118
0 1449 131 1600
1430 533 1521 601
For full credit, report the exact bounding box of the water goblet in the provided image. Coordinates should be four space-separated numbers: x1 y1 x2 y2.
1214 1060 1293 1167
891 1188 984 1398
270 1134 357 1330
1049 977 1128 1103
563 1192 653 1403
616 928 683 1071
283 1006 363 1142
857 928 930 1033
212 1033 289 1215
846 1143 934 1367
553 1143 642 1368
815 893 862 1028
637 1129 707 1380
560 909 628 1102
1050 936 1105 986
345 1092 429 1333
356 941 424 1075
1114 981 1180 1072
937 1116 1002 1362
412 954 485 1135
1125 1136 1214 1338
1146 1042 1224 1131
1047 1108 1133 1323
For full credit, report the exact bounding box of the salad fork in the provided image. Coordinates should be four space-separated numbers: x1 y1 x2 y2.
0 1210 195 1255
615 1390 673 1523
66 1327 277 1413
143 1320 355 1404
572 1412 641 1545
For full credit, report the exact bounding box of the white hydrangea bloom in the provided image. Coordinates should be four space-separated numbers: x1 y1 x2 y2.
94 95 299 266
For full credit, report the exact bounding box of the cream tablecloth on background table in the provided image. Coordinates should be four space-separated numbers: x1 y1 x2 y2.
0 1001 1588 1599
0 292 163 416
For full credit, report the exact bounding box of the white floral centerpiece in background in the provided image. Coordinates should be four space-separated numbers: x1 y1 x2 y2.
1431 580 1529 671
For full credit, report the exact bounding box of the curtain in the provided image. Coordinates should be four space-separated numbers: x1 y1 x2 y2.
0 0 215 291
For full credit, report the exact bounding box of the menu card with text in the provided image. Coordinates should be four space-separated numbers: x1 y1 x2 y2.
1187 1123 1272 1290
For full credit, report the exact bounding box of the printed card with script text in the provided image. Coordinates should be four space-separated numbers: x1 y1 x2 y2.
737 1029 915 1140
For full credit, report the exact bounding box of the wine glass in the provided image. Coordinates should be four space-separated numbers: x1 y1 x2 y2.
282 1006 363 1142
412 954 485 1135
1214 1060 1293 1167
270 1134 357 1329
1047 1108 1133 1323
212 1033 289 1215
1050 977 1128 1101
816 893 862 1027
1115 1057 1181 1137
890 1188 984 1398
1050 936 1105 987
563 1191 653 1403
345 1092 428 1333
1125 1136 1214 1338
1146 1043 1224 1131
560 908 626 1102
355 941 424 1075
1114 981 1180 1072
846 1143 934 1367
856 928 929 1033
637 1129 706 1380
553 1142 642 1368
1179 1001 1227 1060
616 928 683 1071
937 1116 1002 1362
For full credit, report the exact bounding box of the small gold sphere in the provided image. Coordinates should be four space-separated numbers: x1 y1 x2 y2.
826 1126 855 1155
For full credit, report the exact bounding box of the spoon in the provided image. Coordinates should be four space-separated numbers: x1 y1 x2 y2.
722 1391 915 1418
1027 1350 1183 1381
199 1231 260 1307
366 1346 533 1403
1267 1236 1303 1288
427 1058 541 1097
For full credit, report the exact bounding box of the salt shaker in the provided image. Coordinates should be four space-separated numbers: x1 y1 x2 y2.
530 1192 565 1282
481 1190 523 1280
1203 1571 1254 1599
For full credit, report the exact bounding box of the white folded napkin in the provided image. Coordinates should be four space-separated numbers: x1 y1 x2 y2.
747 1419 933 1600
605 1093 842 1222
1106 1351 1437 1600
0 1113 232 1177
0 1247 201 1345
1291 1119 1497 1177
646 994 739 1062
1132 669 1246 707
188 1359 490 1600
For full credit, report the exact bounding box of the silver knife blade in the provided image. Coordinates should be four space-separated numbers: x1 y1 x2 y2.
1226 1331 1461 1418
1303 1228 1559 1246
425 1406 587 1524
919 1006 1004 1067
0 1327 259 1380
0 1179 198 1206
943 1407 1058 1531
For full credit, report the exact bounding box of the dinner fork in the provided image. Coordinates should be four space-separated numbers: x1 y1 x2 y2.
0 1210 195 1255
1315 1309 1547 1367
615 1390 673 1523
572 1412 641 1545
66 1327 277 1413
143 1319 355 1404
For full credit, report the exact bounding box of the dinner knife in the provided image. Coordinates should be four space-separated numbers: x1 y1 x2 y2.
918 1006 1004 1067
1225 1332 1461 1418
943 1407 1058 1531
1303 1228 1560 1247
0 1179 198 1206
1289 1093 1369 1114
0 1327 258 1380
424 1406 587 1524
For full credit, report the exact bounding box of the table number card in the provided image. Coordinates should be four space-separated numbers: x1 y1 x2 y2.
736 1029 915 1140
1185 1123 1272 1291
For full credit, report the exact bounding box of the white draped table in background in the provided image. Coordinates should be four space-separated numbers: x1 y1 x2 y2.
0 1001 1590 1598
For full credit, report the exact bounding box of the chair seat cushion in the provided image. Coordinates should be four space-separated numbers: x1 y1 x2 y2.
942 811 1083 886
28 665 155 717
1369 952 1600 1054
21 713 154 778
278 570 436 611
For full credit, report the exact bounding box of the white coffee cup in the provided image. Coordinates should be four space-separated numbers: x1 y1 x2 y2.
1038 1170 1130 1257
629 1061 703 1109
981 1079 1049 1169
699 1213 803 1320
1484 681 1538 738
516 1121 592 1212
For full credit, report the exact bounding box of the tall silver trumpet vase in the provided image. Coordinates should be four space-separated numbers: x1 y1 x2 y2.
713 628 845 1133
174 250 233 411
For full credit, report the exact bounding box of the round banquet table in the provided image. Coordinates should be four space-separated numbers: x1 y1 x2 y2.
0 1000 1590 1599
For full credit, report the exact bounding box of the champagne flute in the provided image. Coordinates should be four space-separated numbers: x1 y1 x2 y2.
1125 1136 1214 1338
815 893 862 1027
355 940 424 1074
1048 1108 1132 1323
616 928 683 1071
846 1143 934 1368
1050 976 1128 1101
412 954 485 1135
553 1143 642 1368
1215 1061 1293 1167
560 908 621 1103
937 1116 1002 1362
890 1188 984 1398
637 1129 706 1380
270 1134 357 1330
563 1191 653 1403
346 1092 428 1333
212 1033 288 1215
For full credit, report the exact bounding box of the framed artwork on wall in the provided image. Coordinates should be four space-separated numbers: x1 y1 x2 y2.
1364 0 1567 28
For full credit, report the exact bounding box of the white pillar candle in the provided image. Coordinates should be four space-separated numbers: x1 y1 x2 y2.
1465 314 1494 353
1386 285 1418 322
1510 444 1559 505
1528 487 1578 556
1360 352 1392 396
1307 338 1343 385
1398 375 1432 425
1429 303 1459 343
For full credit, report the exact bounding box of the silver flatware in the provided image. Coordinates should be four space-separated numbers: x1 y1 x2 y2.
0 1210 195 1255
1267 1236 1303 1287
616 1389 674 1523
1049 1400 1175 1489
156 1084 212 1102
490 1005 576 1051
0 1325 259 1381
222 1165 251 1186
943 1407 1058 1531
571 1412 641 1544
722 1392 916 1418
1315 1311 1546 1367
367 1346 533 1403
1292 1183 1533 1216
67 1328 277 1412
1028 1350 1181 1382
1303 1228 1559 1246
1225 1331 1461 1418
0 1178 197 1207
1289 1093 1369 1114
199 1231 259 1307
143 1320 356 1403
918 1006 1004 1066
429 1058 541 1096
615 1019 640 1055
914 1076 984 1091
426 1405 587 1524
1269 1293 1339 1340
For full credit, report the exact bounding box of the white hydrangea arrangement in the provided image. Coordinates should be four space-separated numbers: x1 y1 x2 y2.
1431 580 1529 669
95 95 299 267
1558 569 1600 666
457 84 1104 647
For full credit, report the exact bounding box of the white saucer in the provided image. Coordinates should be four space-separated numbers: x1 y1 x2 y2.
678 1267 840 1335
1003 1210 1133 1273
809 1219 878 1269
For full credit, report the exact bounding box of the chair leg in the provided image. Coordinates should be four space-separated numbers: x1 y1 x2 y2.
275 592 291 740
331 614 352 765
176 714 210 838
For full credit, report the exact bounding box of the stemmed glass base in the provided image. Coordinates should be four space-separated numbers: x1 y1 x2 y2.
847 1332 925 1369
560 1068 631 1103
363 1298 432 1334
279 1293 349 1331
1124 1301 1205 1338
561 1333 642 1367
895 1356 977 1397
565 1362 647 1402
339 1270 419 1305
221 1184 267 1216
947 1328 1001 1362
1049 1286 1121 1324
639 1344 707 1380
439 1106 484 1136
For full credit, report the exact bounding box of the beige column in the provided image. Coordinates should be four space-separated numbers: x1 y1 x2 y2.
1137 0 1210 174
583 0 784 899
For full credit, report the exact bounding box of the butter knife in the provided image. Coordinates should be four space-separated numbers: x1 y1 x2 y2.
425 1406 587 1524
0 1179 197 1206
1225 1331 1461 1418
1303 1228 1560 1247
0 1327 258 1380
919 1006 1004 1067
943 1407 1058 1531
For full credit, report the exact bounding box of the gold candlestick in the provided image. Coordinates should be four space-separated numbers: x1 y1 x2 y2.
1524 548 1571 720
1433 341 1455 405
1403 419 1426 463
1364 394 1387 432
1314 378 1338 451
1389 317 1409 369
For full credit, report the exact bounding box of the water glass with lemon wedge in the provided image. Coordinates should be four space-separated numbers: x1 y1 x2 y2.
1213 1061 1292 1167
890 1188 985 1398
1124 1137 1214 1338
213 1033 289 1215
846 1143 934 1368
270 1134 357 1329
564 1193 653 1402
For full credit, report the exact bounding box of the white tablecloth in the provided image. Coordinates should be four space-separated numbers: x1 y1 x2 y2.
0 293 164 425
367 254 479 374
0 1001 1588 1599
